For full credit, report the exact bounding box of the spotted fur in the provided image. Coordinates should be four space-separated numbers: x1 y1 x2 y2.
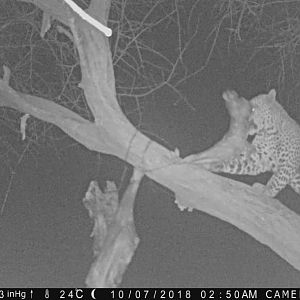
214 89 300 197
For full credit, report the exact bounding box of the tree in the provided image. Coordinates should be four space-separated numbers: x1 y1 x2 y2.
1 0 300 287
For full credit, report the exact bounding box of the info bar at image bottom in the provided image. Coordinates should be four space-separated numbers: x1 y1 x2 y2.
1 288 300 300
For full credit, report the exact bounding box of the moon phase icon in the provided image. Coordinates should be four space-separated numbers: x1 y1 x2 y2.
91 289 96 300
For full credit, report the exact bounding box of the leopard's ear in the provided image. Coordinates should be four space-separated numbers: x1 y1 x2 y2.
267 89 276 101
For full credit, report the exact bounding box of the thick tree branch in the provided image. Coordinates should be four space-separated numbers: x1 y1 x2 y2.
151 163 300 272
83 168 144 287
0 72 103 152
183 90 256 168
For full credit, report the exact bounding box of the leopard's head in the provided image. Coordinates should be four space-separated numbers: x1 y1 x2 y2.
248 89 276 135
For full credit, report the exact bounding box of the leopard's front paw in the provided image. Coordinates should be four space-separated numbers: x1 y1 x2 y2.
252 182 276 197
252 182 266 194
207 162 224 172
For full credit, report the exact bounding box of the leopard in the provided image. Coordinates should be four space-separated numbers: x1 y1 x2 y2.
212 89 300 197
